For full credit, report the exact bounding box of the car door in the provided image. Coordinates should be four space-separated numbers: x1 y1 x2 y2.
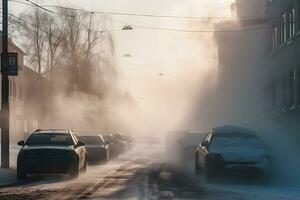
198 133 212 168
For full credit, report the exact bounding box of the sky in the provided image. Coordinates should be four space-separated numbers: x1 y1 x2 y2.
9 0 234 135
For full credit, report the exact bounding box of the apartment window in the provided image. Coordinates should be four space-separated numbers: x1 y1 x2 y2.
281 76 288 109
288 7 296 39
280 12 286 44
272 26 278 52
288 68 296 107
271 81 277 111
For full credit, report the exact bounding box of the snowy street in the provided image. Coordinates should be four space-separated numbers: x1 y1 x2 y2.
0 144 299 200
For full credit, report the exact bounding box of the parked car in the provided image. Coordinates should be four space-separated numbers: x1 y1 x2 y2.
17 129 87 180
78 135 110 164
123 135 135 150
111 133 128 153
177 132 207 161
194 126 271 182
103 134 120 158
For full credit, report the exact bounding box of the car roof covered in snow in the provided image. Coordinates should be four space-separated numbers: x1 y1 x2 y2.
212 125 254 136
33 129 71 134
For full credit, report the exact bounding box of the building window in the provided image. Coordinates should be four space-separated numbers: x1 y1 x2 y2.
271 81 277 111
288 68 296 107
288 7 296 39
280 12 286 44
272 26 278 52
281 76 288 109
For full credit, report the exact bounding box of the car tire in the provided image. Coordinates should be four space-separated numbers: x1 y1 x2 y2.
106 150 110 161
194 152 201 174
205 166 215 182
82 159 87 174
17 167 27 180
70 160 79 178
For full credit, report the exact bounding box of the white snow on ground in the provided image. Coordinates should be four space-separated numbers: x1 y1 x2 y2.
0 144 21 168
181 159 300 200
0 168 17 186
0 144 20 186
207 183 300 200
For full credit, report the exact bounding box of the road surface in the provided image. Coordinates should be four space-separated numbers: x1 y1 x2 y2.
0 144 300 200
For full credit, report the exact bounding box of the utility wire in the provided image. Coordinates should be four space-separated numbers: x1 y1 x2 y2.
24 0 54 13
42 4 281 21
12 0 284 21
9 0 292 33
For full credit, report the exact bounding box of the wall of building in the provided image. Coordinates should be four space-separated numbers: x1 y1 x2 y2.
263 0 300 140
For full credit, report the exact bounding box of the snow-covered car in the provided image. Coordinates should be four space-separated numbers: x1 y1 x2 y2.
17 129 87 180
177 132 207 161
78 135 110 164
194 126 271 181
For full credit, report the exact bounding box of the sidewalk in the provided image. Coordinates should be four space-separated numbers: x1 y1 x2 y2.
0 168 18 187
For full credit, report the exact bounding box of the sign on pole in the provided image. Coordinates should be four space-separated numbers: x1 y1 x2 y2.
7 53 18 76
1 52 18 76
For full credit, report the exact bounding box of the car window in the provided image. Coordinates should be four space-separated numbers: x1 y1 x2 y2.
26 133 74 146
210 134 264 149
78 136 104 145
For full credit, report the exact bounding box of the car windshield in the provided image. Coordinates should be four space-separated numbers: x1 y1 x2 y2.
78 136 104 145
26 133 74 146
210 134 264 149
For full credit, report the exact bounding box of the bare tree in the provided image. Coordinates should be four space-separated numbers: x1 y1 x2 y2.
17 7 117 97
18 8 46 74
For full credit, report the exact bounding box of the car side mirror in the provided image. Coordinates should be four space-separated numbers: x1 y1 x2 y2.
201 141 209 147
17 141 25 146
77 141 85 147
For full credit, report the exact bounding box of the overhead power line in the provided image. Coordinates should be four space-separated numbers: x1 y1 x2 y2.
25 0 55 13
8 0 275 33
11 0 282 21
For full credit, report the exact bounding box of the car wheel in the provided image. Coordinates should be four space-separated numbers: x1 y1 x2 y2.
70 160 79 178
17 167 27 180
106 150 110 161
82 159 87 174
205 166 215 182
194 152 201 174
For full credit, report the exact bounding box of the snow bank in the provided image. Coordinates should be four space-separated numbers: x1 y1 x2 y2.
0 168 17 186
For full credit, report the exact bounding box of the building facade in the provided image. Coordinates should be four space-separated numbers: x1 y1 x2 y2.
0 38 26 141
263 0 300 135
0 38 49 142
211 0 268 127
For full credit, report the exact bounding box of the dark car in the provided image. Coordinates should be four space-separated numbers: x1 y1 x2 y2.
111 133 128 152
78 135 110 164
103 134 120 158
194 126 271 182
123 135 135 150
17 129 87 180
